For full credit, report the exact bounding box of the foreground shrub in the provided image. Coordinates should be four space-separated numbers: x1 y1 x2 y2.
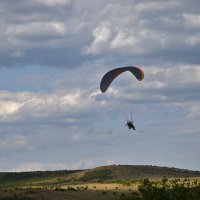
118 178 200 200
138 178 200 200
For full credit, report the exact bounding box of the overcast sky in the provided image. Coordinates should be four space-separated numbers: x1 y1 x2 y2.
0 0 200 172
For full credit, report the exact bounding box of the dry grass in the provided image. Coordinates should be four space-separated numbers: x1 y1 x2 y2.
62 182 138 191
0 182 139 200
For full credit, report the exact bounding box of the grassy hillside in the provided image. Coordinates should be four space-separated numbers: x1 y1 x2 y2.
89 165 200 180
0 170 83 188
0 166 200 200
0 165 199 188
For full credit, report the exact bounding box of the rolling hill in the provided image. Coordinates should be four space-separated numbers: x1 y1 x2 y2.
0 165 200 187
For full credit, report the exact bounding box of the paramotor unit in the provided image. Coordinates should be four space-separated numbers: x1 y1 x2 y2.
126 120 135 130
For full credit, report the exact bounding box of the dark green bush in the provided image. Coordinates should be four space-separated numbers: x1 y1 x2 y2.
67 187 77 191
118 178 200 200
138 178 200 200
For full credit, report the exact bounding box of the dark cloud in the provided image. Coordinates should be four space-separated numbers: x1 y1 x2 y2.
1 0 73 21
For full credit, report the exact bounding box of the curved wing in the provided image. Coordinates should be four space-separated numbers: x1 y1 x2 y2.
100 66 144 93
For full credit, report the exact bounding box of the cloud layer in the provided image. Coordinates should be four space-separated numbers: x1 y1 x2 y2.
0 0 200 171
1 0 200 67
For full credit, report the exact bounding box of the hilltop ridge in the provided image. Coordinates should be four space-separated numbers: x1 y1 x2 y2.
0 165 200 187
80 165 200 181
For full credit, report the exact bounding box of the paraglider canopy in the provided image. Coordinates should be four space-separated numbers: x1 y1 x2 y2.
100 66 144 93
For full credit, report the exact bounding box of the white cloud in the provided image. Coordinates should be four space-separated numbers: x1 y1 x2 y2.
0 101 21 116
6 22 66 39
14 162 43 172
85 22 111 54
60 91 81 106
72 160 94 170
135 1 178 12
0 88 103 123
11 50 25 58
0 134 30 151
144 65 200 85
187 103 200 118
142 81 166 90
111 31 137 48
186 34 200 46
10 159 94 172
35 0 71 6
183 14 200 28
